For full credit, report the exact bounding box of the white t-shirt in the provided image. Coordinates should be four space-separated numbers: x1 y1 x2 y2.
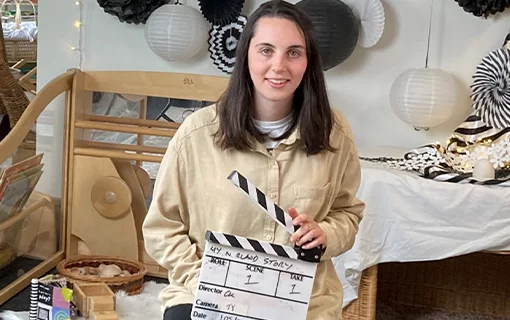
252 113 293 149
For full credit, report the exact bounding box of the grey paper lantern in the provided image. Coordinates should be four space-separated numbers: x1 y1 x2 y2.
145 4 210 61
296 0 360 70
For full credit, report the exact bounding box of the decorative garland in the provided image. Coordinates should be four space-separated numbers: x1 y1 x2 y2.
361 114 510 186
453 0 510 18
96 0 170 24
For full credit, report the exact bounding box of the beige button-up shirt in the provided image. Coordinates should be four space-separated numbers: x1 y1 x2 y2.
142 105 365 320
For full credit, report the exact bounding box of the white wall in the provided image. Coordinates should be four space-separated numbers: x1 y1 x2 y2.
36 0 510 196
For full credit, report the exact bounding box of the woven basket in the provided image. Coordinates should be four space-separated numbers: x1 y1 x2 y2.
56 255 148 295
377 252 510 317
1 0 38 62
0 20 30 127
5 39 37 62
0 52 30 127
342 265 378 320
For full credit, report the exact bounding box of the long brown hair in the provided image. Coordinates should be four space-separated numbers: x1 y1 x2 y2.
214 0 334 155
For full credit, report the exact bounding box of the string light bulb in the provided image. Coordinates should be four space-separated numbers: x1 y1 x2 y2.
70 0 85 69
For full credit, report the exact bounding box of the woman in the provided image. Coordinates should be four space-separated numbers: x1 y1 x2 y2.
142 1 365 319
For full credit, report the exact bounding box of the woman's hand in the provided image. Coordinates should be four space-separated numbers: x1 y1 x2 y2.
288 208 327 250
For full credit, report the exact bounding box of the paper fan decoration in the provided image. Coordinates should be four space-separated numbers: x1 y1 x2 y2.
470 48 510 129
208 15 247 74
344 0 385 48
198 0 245 26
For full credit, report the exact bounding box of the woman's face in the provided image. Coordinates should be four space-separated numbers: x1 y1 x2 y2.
248 17 308 108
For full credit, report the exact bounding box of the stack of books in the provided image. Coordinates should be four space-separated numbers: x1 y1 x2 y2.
0 153 44 224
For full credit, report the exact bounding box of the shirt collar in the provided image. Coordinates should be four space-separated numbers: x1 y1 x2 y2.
280 125 301 146
248 125 301 153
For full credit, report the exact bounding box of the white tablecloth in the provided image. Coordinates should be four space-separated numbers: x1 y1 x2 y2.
333 147 510 307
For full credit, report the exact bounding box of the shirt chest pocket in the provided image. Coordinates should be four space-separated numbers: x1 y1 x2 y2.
292 183 333 220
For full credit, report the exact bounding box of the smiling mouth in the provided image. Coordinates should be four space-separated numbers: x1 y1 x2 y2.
267 79 289 84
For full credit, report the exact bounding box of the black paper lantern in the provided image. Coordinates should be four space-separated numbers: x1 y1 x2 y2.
96 0 170 24
208 15 247 74
454 0 510 18
198 0 245 26
296 0 360 70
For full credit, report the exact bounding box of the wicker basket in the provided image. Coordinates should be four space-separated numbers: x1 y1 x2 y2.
0 41 30 127
377 252 510 317
1 0 38 63
5 39 37 62
342 265 378 320
56 255 148 295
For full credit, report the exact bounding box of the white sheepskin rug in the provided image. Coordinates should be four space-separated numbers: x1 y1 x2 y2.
0 281 167 320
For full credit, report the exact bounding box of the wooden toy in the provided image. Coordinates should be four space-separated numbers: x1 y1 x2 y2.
72 282 117 318
63 71 229 278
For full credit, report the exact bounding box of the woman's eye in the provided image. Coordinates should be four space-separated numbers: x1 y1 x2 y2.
289 50 300 57
261 48 272 55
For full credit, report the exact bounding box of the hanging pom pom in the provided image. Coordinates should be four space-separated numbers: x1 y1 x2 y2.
453 0 510 18
198 0 245 26
96 0 171 24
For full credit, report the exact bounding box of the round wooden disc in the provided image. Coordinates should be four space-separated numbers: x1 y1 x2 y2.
91 177 132 218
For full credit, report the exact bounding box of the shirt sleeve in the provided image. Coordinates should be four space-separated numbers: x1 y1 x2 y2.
318 145 365 260
142 140 201 293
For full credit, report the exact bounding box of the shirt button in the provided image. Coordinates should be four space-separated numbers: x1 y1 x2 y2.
270 194 276 199
265 235 273 241
273 161 278 166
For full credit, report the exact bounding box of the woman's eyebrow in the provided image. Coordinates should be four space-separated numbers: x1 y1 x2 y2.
255 42 305 50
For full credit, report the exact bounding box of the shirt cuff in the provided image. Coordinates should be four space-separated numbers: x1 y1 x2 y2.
318 220 338 260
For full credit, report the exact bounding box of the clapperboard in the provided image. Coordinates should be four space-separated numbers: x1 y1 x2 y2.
191 170 322 320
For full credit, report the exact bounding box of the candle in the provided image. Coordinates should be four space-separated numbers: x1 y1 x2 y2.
472 159 495 180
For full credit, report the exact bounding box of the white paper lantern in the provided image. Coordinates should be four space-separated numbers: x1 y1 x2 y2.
145 4 209 61
390 68 459 130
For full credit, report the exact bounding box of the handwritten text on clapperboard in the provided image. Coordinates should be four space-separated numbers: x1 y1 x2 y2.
191 240 317 320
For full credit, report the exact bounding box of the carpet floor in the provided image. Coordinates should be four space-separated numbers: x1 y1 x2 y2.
2 285 509 319
1 270 509 319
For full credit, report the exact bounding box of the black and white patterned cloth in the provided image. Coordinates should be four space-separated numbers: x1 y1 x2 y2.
360 114 510 186
471 47 510 129
208 15 247 74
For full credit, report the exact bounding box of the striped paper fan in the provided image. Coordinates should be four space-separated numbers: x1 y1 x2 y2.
471 47 510 129
344 0 385 48
208 15 247 74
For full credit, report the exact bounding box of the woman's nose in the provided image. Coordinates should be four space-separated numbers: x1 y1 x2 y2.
271 54 287 73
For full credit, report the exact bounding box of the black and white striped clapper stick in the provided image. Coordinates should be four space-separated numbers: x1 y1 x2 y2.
227 170 297 235
227 170 323 263
205 230 299 260
29 278 38 320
